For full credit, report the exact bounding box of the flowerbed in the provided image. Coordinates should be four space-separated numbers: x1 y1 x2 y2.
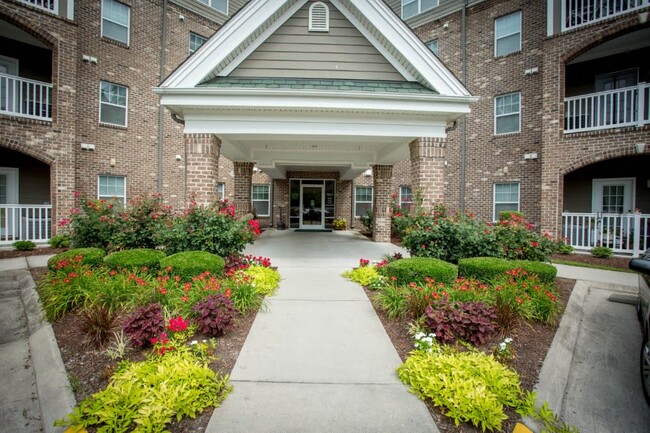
41 250 280 432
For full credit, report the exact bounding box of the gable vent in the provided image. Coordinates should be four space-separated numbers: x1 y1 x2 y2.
309 2 329 32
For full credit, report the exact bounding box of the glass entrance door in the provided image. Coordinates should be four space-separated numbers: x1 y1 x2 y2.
300 185 324 229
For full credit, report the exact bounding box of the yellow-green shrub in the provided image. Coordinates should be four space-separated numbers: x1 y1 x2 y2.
244 265 281 296
342 266 382 288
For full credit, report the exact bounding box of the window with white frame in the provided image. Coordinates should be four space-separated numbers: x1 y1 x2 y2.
102 0 130 45
197 0 227 14
493 183 520 220
402 0 439 19
426 39 438 57
355 186 373 217
400 186 413 210
217 182 225 200
252 184 270 217
494 92 520 135
495 11 521 57
189 32 207 55
98 175 126 205
100 81 128 126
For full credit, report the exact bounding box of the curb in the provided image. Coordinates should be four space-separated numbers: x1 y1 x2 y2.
15 270 76 433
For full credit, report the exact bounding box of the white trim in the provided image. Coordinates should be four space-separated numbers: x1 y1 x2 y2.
0 167 19 204
546 0 554 37
98 175 127 205
217 182 225 200
493 182 520 221
354 185 373 218
591 178 636 214
494 11 521 58
309 2 329 32
99 80 128 127
101 0 131 46
494 91 520 135
0 55 19 75
68 0 74 20
399 185 412 208
189 32 207 55
251 183 271 217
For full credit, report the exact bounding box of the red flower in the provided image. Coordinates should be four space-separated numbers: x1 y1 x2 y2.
532 241 539 247
168 316 188 333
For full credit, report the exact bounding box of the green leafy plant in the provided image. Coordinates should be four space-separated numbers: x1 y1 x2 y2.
458 257 557 283
379 257 458 285
122 303 165 348
160 251 225 281
360 209 373 234
591 246 613 258
49 234 70 248
554 238 574 255
376 283 408 319
103 248 166 271
47 248 106 271
397 349 533 431
192 294 238 337
425 297 498 345
491 269 560 323
64 195 120 249
332 216 346 230
56 347 232 432
111 194 172 250
493 337 515 364
222 270 264 314
342 265 383 288
243 265 281 296
493 213 555 262
13 240 36 251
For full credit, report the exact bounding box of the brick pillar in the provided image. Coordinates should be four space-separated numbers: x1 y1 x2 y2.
233 161 254 217
185 134 220 205
372 164 393 243
409 137 446 208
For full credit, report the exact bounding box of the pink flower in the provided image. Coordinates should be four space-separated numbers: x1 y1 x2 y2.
168 316 188 333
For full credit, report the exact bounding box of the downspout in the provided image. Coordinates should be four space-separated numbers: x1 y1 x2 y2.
459 0 468 212
157 0 169 194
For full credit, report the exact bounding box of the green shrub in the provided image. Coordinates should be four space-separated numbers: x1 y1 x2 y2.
56 347 231 432
493 213 555 262
360 209 373 234
591 246 613 258
104 248 166 271
491 269 560 323
49 234 70 248
160 251 225 281
110 195 172 250
554 238 574 255
158 200 256 257
397 349 532 432
376 284 409 319
222 270 264 314
13 240 36 251
47 247 106 270
458 257 556 283
65 196 120 249
342 266 383 288
243 265 281 296
379 257 458 285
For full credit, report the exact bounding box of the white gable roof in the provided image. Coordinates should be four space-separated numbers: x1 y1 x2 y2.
159 0 470 97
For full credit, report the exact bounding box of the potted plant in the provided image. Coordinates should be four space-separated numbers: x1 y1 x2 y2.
333 217 346 230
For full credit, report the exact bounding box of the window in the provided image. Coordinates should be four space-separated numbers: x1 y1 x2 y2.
252 184 270 217
309 2 329 32
354 186 373 217
402 0 439 19
399 186 413 210
197 0 227 14
100 81 128 126
98 175 126 205
217 182 225 200
426 40 438 57
493 183 520 220
495 92 520 135
495 11 521 57
102 0 130 45
189 32 207 55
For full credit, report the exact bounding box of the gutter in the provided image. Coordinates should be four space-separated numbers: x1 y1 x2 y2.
157 0 169 194
459 0 468 212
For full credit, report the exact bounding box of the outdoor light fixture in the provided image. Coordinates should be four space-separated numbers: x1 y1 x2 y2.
363 169 372 177
635 143 646 154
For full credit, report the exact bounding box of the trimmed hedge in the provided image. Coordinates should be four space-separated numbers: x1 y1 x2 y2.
378 257 458 285
104 249 166 271
159 251 225 281
48 247 106 270
458 257 557 283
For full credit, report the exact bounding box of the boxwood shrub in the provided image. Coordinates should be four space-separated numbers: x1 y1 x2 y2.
104 249 166 271
48 247 106 270
378 257 457 285
458 257 556 283
160 251 225 281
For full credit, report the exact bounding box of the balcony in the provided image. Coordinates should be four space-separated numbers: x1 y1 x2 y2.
0 205 52 245
562 0 650 32
0 73 53 121
564 83 650 133
18 0 59 15
563 211 650 255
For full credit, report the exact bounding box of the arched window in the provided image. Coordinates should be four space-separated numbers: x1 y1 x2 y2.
309 2 329 32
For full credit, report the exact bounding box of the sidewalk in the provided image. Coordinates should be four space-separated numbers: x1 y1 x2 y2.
206 229 438 433
0 254 75 433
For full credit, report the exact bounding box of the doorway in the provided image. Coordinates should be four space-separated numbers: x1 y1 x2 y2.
300 184 324 229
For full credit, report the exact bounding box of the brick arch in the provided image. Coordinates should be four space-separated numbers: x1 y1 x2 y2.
0 9 58 48
560 145 640 176
0 137 55 166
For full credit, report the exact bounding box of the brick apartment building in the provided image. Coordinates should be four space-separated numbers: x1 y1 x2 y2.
1 0 649 254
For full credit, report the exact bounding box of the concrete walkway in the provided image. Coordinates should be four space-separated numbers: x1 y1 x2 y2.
206 229 439 433
0 254 75 433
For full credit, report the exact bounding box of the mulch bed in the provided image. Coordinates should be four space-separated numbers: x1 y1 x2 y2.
550 252 631 270
0 246 67 259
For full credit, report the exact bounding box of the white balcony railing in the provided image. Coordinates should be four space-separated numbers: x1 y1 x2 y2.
18 0 58 14
562 212 650 255
564 83 650 133
0 73 53 121
562 0 649 31
0 205 52 245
